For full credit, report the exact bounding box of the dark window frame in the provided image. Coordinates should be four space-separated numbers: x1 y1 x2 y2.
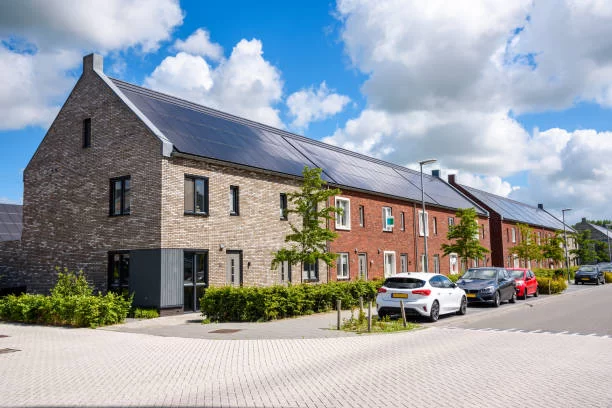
303 261 319 283
109 176 131 216
107 251 130 296
230 185 240 216
184 175 209 216
280 193 288 220
82 118 91 148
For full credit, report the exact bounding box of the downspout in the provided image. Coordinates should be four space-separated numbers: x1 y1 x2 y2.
413 202 418 269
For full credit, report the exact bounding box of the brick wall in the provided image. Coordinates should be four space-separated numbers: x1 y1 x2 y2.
20 62 163 293
328 189 491 279
500 221 564 269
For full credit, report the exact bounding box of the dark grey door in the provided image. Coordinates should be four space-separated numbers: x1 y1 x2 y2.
184 252 208 312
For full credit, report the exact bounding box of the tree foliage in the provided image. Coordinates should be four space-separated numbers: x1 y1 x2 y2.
441 207 489 272
271 166 342 271
540 232 565 264
570 229 598 264
510 223 542 263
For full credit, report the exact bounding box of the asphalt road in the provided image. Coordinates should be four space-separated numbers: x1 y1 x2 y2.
443 282 612 335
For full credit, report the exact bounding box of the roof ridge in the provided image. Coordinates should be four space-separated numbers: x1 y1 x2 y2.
109 77 431 180
460 183 541 210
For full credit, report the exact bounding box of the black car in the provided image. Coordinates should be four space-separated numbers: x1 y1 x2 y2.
575 265 605 285
457 267 516 307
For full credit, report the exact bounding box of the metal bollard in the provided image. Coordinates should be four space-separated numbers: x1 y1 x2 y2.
399 300 407 327
368 301 372 332
359 296 364 312
337 299 341 330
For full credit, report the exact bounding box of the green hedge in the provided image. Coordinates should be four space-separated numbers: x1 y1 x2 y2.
133 308 160 319
535 277 567 295
447 274 461 283
533 267 578 280
201 279 383 322
605 272 612 283
0 269 132 328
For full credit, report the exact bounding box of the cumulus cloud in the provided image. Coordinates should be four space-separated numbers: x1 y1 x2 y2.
329 0 612 218
173 28 223 61
286 82 350 130
145 37 284 128
0 0 183 130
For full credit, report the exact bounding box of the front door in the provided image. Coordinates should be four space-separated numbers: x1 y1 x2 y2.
184 252 208 312
358 253 367 280
226 251 242 287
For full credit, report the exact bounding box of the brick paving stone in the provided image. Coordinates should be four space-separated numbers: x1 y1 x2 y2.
1 322 611 407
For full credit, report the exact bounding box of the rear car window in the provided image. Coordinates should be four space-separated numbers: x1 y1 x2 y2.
510 270 524 279
384 278 425 289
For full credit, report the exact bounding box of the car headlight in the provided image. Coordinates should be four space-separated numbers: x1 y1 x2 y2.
481 286 494 294
515 280 524 286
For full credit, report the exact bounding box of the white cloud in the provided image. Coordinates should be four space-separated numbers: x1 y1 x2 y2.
0 0 184 131
173 28 223 61
145 38 284 128
287 82 350 130
453 171 517 198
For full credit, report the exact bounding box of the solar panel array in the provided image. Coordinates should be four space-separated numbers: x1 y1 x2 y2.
0 204 22 241
588 222 612 237
112 78 485 213
460 185 567 230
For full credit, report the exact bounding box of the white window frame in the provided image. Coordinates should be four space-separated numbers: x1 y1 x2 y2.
448 217 454 227
418 210 429 237
400 254 408 272
383 251 396 277
337 253 349 279
335 197 351 230
359 205 364 227
449 253 458 274
433 217 438 235
511 227 516 243
382 207 393 231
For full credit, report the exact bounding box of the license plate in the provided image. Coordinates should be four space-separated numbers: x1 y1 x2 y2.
466 293 476 298
391 293 408 299
582 277 590 280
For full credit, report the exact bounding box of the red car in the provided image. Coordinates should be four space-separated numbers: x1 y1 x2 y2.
507 268 539 299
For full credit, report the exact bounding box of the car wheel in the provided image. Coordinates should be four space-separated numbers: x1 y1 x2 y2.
429 300 440 322
457 296 467 315
492 291 501 308
521 289 528 300
509 291 516 304
533 287 539 297
596 278 600 285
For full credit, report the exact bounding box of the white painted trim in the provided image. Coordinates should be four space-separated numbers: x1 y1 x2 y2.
337 253 350 279
335 196 351 230
383 251 396 277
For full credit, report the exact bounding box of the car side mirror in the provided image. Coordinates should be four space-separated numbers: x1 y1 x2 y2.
450 283 457 288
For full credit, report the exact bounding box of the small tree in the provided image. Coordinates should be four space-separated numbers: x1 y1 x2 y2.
271 166 342 277
541 232 565 267
571 229 597 265
510 223 542 266
441 207 489 273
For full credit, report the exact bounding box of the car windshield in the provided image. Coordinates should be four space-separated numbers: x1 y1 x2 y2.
578 266 596 272
384 277 425 289
510 270 524 279
461 269 497 280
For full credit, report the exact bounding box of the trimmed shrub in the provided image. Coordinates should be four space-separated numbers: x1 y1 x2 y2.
0 269 132 328
133 308 160 319
536 277 567 295
447 274 461 283
533 267 578 281
605 272 612 283
201 279 383 322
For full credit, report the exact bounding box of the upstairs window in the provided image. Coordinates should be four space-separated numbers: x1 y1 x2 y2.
359 205 365 227
280 193 288 220
229 185 239 216
480 224 485 239
82 118 91 148
433 217 438 235
109 176 130 216
382 206 393 231
184 175 209 215
448 217 455 227
335 197 351 230
400 212 405 231
511 227 517 243
418 210 429 237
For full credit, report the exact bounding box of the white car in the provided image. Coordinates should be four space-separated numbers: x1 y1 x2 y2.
376 272 467 322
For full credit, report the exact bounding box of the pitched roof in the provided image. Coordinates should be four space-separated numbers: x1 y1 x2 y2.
0 204 22 241
458 184 569 231
108 77 486 214
584 222 611 237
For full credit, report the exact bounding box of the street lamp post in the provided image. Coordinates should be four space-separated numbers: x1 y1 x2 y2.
562 208 571 284
606 224 612 262
419 159 437 272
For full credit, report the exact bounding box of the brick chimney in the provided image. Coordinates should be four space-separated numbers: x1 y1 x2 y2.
538 204 544 209
448 174 456 184
582 217 587 223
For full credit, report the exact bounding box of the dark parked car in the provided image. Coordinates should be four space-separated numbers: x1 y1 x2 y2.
575 265 605 285
457 267 516 307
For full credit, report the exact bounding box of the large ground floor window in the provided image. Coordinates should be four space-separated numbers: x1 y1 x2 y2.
108 251 130 296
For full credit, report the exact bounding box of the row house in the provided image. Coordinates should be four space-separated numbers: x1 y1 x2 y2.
0 53 496 313
448 176 577 269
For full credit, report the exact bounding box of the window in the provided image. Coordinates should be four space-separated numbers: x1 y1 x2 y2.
337 253 349 279
335 197 351 230
184 176 209 215
480 224 485 239
382 207 393 231
279 261 291 283
449 253 458 274
109 176 130 216
507 228 510 242
537 231 541 245
302 261 319 282
418 210 429 236
280 193 288 220
82 118 91 148
473 258 478 267
448 217 454 227
511 227 516 243
384 251 396 277
433 217 438 235
429 275 443 288
108 251 129 296
400 254 408 272
359 205 365 227
433 254 440 274
229 185 239 216
420 254 426 272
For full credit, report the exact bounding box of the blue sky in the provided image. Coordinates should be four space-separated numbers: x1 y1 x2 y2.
1 0 612 224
